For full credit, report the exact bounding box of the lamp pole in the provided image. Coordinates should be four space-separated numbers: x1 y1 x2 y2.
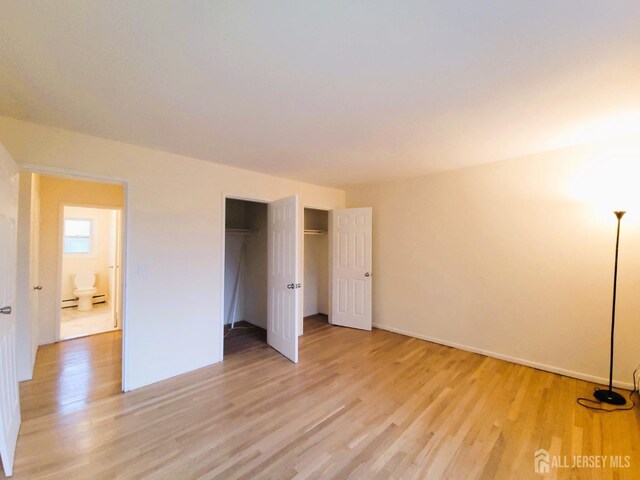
593 211 627 405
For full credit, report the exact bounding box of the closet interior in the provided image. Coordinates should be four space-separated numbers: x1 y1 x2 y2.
304 208 329 323
224 198 268 355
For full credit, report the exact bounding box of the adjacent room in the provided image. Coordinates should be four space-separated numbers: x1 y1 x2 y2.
0 2 639 479
60 205 122 339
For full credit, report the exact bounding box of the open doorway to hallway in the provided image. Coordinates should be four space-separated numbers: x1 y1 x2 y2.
16 171 126 392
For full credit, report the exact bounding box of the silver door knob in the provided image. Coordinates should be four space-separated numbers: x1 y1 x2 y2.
0 306 11 315
33 285 43 290
365 272 371 277
296 283 302 288
287 284 295 289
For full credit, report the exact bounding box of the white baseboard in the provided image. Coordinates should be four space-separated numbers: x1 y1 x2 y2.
372 323 635 391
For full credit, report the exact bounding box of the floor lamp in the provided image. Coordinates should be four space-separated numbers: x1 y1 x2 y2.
594 210 627 405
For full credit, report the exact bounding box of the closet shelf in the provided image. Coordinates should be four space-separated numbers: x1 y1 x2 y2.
304 229 326 235
226 228 253 236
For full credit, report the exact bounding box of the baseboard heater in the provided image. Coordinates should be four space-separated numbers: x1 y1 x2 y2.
61 294 107 309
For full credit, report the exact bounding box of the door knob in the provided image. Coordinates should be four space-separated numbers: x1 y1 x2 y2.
365 272 371 277
0 306 11 315
33 285 43 290
287 283 295 289
296 283 302 288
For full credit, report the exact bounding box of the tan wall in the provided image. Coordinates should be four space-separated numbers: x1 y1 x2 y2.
16 172 39 380
39 175 124 344
347 139 640 388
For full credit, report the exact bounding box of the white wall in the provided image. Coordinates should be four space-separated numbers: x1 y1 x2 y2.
61 206 114 304
347 138 640 388
0 116 345 390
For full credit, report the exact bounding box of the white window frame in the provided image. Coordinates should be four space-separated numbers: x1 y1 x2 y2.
63 217 95 257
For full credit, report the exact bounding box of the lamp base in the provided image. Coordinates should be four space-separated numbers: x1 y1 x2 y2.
594 389 626 405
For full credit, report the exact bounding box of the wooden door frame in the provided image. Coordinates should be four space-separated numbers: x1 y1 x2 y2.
19 165 131 391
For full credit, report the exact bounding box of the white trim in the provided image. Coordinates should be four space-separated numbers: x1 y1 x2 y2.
219 193 226 363
20 164 129 185
372 323 635 390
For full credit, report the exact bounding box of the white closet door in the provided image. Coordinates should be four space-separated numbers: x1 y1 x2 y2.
267 195 299 362
0 144 21 477
330 208 372 331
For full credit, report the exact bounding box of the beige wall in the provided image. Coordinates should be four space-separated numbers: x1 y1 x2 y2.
347 139 640 388
1 116 345 390
38 175 124 344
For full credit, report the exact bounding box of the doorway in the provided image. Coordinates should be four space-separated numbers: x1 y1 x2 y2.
303 208 329 326
59 205 123 340
223 198 268 356
21 171 127 391
221 194 300 363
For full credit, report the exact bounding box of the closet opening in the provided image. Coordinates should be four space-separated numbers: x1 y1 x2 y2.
223 198 268 356
303 208 329 327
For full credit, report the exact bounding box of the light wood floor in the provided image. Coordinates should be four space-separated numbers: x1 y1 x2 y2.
5 316 640 479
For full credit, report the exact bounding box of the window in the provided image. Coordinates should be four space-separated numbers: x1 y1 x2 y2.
63 219 93 254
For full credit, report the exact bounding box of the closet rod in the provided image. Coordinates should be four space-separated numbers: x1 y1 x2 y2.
226 228 253 235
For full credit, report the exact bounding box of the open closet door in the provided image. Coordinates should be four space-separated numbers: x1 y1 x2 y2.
267 195 299 362
330 208 372 331
0 144 21 477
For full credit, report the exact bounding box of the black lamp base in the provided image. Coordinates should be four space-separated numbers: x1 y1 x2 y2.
594 389 626 405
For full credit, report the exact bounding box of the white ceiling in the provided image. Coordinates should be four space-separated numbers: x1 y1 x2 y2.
1 1 639 187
